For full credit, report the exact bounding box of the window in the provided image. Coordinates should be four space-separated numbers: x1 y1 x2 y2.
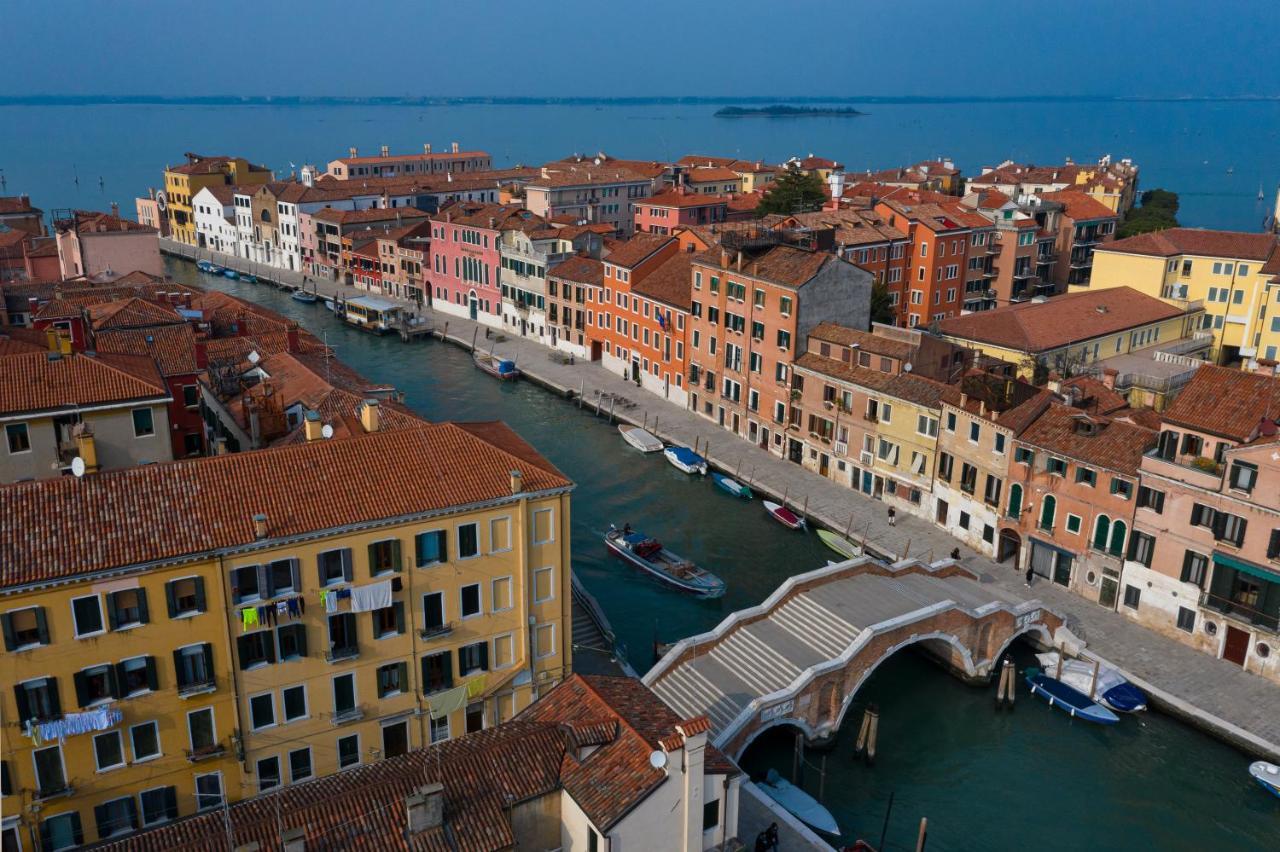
1014 447 1034 466
422 651 453 694
283 684 307 722
415 530 447 566
375 661 408 699
15 677 60 725
93 730 125 771
1229 461 1258 493
231 564 260 603
132 408 154 437
959 463 977 494
1127 531 1156 567
71 595 104 637
195 772 224 811
460 584 481 619
106 587 148 630
968 422 980 442
1039 495 1057 530
533 508 555 544
1190 503 1214 528
140 786 178 826
338 734 360 769
917 415 938 437
174 643 215 692
945 411 956 432
777 329 791 350
75 664 119 707
1123 584 1141 610
983 474 1002 508
535 623 556 659
130 721 160 762
165 576 206 617
492 632 515 669
1137 486 1165 514
2 605 49 650
1110 478 1133 500
936 452 953 482
704 798 720 831
1176 607 1196 633
534 566 555 602
459 641 489 676
430 715 451 744
5 423 29 454
33 744 67 799
1007 483 1022 519
40 811 83 851
95 796 139 838
117 656 156 696
1213 511 1247 547
277 623 307 660
237 630 274 670
327 613 358 660
1066 514 1082 534
1181 550 1209 588
367 539 402 575
1075 467 1096 486
489 517 512 552
249 692 276 730
1046 456 1067 477
317 548 352 586
257 755 281 791
458 523 479 558
994 433 1006 454
332 672 357 718
880 402 893 424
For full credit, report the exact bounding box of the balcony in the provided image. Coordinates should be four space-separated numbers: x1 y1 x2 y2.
330 705 365 726
1201 590 1279 633
185 742 226 763
325 644 359 664
1142 451 1223 490
35 783 75 802
419 622 454 641
177 677 217 699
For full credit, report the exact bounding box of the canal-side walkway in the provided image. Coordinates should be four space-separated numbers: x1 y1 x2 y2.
166 246 1280 762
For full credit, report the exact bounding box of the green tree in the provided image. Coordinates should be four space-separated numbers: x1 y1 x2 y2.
869 278 895 326
755 169 828 216
1117 188 1180 238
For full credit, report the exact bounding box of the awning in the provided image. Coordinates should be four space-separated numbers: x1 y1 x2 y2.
1213 552 1280 584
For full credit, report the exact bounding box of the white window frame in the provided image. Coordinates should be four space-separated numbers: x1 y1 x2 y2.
459 583 483 620
92 729 126 773
533 566 555 603
70 594 105 639
138 784 175 827
532 508 555 545
430 715 451 744
117 655 153 698
194 771 224 812
288 746 313 783
129 721 161 764
1065 513 1083 535
281 683 308 724
332 672 358 716
186 706 216 754
5 422 31 455
456 522 481 560
491 576 513 612
248 690 277 732
337 733 361 770
256 755 281 792
488 515 512 554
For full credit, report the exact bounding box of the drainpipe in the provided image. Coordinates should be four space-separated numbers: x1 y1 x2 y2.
216 554 249 767
516 485 537 709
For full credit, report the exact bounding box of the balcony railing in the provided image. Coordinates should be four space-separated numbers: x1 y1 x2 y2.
36 783 75 801
185 742 226 763
177 677 217 698
325 644 359 664
419 622 454 641
330 705 365 726
1201 590 1280 632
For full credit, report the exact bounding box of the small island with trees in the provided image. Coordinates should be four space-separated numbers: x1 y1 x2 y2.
714 104 866 118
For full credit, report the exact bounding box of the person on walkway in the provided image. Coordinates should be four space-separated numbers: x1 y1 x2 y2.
766 822 779 850
951 547 961 560
1025 565 1034 587
887 506 896 527
754 831 769 852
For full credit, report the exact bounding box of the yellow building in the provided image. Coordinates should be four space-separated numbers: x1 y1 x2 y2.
937 286 1205 380
1089 228 1280 364
163 154 272 246
0 420 573 848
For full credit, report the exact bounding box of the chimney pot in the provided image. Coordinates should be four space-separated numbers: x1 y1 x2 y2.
424 143 432 154
349 147 357 159
304 410 324 442
359 399 381 433
510 469 523 496
253 514 268 539
406 783 444 834
451 141 459 153
381 145 389 158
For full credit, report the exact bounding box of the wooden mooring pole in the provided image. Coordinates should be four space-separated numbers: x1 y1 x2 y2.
792 730 803 784
995 658 1016 710
608 395 616 424
915 817 929 852
578 379 584 408
853 704 879 765
470 327 478 353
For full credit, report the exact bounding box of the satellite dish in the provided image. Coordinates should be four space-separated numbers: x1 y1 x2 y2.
70 457 86 478
321 424 334 439
903 362 913 372
648 750 668 770
155 190 167 212
248 350 261 365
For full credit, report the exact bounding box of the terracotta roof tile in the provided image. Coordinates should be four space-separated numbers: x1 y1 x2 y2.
1099 228 1277 261
1040 190 1118 222
548 256 604 286
604 234 672 269
1016 403 1157 474
312 206 430 227
1160 364 1280 441
642 191 730 209
0 351 168 419
793 351 949 408
809 323 915 360
93 324 201 377
685 167 741 183
692 244 836 288
632 252 694 310
334 148 490 166
87 297 184 330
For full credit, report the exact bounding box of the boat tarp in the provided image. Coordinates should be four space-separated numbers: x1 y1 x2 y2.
668 446 703 465
497 360 516 373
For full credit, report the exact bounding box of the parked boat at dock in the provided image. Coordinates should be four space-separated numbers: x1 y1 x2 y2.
760 769 840 835
196 259 218 274
343 294 404 333
222 268 239 279
323 296 338 312
710 472 752 499
664 446 707 475
1035 651 1147 713
474 352 520 380
816 529 861 560
240 273 258 284
604 525 725 597
618 424 663 453
763 500 805 530
290 289 318 304
1249 761 1280 798
1024 667 1120 725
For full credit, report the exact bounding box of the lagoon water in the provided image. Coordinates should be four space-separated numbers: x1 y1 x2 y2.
188 266 1278 850
4 98 1280 231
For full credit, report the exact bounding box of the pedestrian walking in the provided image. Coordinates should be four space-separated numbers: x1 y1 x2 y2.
766 822 779 850
887 506 896 527
1024 565 1034 587
950 547 961 560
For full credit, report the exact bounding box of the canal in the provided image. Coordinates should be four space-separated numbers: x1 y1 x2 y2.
182 261 1276 850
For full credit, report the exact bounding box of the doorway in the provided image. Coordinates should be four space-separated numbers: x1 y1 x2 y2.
631 359 640 383
1223 625 1250 666
382 720 409 759
590 340 602 361
997 529 1021 567
935 499 949 526
1099 577 1118 609
469 294 479 320
819 452 830 477
787 438 803 464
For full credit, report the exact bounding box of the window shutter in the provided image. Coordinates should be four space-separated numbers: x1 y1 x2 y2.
201 644 215 680
289 559 301 592
236 635 251 671
421 656 430 692
397 661 408 692
172 649 186 685
163 786 178 820
106 592 120 631
390 539 402 572
107 665 121 699
40 820 51 851
444 653 453 688
257 565 269 598
93 804 109 838
1212 510 1226 539
394 602 405 635
125 797 139 830
145 657 159 691
1269 530 1280 559
47 678 61 718
341 549 353 582
367 542 379 576
114 661 129 693
0 614 13 652
13 685 30 723
74 670 90 707
136 588 149 624
34 607 49 645
316 557 326 587
264 632 276 665
1237 518 1248 544
71 812 84 845
479 642 489 672
194 577 207 613
165 581 178 618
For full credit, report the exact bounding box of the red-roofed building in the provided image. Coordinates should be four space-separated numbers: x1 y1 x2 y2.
633 190 730 234
1041 190 1119 288
325 142 491 180
53 208 163 280
426 203 544 327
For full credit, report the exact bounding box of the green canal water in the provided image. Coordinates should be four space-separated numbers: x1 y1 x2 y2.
185 262 1277 850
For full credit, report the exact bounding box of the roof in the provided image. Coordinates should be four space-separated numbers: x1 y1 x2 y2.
55 210 157 235
167 155 270 177
528 165 655 189
1060 375 1129 416
430 203 543 232
677 155 741 169
793 351 949 408
86 297 183 331
1040 190 1118 222
1098 228 1277 261
311 206 430 227
548 255 604 286
632 252 694 310
0 422 570 588
345 294 402 311
809 323 916 360
332 148 490 166
1017 403 1157 475
1160 364 1280 441
684 167 741 183
642 191 730 209
0 351 167 418
192 184 238 205
604 234 672 269
0 196 40 215
93 323 201 377
796 156 843 170
937 287 1186 353
94 674 735 852
693 244 835 288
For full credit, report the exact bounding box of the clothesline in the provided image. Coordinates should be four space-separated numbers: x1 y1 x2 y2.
25 706 122 746
240 596 305 631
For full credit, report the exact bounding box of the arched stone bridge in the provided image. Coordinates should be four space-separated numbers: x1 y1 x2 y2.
643 557 1063 759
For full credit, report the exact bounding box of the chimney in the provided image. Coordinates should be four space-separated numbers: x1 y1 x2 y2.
510 469 523 496
676 720 709 852
215 436 228 455
406 783 444 834
959 392 968 408
349 146 358 159
304 411 324 442
252 514 268 539
72 422 99 473
979 400 987 418
381 145 390 158
1046 373 1062 395
359 399 381 433
110 202 120 218
149 187 156 201
488 216 496 229
719 248 730 268
735 251 743 271
1101 367 1119 389
1254 358 1277 378
281 827 305 852
451 142 459 153
424 143 432 154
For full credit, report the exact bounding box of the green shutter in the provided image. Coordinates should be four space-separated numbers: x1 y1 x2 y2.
74 671 89 707
390 539 402 572
0 614 13 651
145 657 158 691
397 661 408 693
12 685 30 723
394 601 405 635
34 607 48 645
194 577 207 613
105 593 120 630
165 581 178 618
136 588 149 624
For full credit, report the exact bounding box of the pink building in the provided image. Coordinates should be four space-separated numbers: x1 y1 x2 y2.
54 208 163 279
633 190 729 234
427 202 539 325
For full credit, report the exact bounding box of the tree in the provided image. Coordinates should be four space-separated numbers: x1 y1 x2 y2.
755 169 828 216
1117 188 1180 238
869 278 895 326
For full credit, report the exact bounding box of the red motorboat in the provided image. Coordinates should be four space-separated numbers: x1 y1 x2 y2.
763 500 805 530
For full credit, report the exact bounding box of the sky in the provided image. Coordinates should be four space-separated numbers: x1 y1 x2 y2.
2 0 1279 99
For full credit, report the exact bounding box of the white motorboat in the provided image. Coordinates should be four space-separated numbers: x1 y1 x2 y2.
618 424 663 453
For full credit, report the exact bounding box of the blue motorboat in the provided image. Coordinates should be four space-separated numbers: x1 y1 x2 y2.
1025 667 1120 725
664 446 707 475
1250 761 1280 798
1035 652 1147 713
222 268 239 279
241 273 258 284
196 259 217 273
710 472 752 499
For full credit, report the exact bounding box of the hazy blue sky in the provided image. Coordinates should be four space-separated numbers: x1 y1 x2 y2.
3 0 1277 98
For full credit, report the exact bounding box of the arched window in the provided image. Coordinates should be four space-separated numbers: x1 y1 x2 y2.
1092 515 1111 551
1008 483 1023 519
1109 520 1127 557
1039 495 1056 530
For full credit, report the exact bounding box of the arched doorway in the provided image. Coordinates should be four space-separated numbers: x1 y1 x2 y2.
468 290 479 320
998 528 1021 567
1092 514 1111 551
1108 520 1127 557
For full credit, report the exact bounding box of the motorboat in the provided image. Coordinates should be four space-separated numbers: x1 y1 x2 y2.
195 259 216 273
1035 652 1147 713
618 424 663 453
817 529 861 560
474 352 520 380
222 268 239 279
664 446 707 475
759 769 839 835
1024 667 1120 725
290 289 318 304
604 525 725 597
1249 761 1280 798
241 273 258 284
710 472 752 499
763 500 805 530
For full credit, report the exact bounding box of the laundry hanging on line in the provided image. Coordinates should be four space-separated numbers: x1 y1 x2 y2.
350 580 393 613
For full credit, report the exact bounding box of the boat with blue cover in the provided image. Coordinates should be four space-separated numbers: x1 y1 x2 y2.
1024 666 1120 725
196 259 216 273
1249 761 1280 798
710 472 752 498
1035 651 1147 713
474 352 520 380
759 769 840 835
664 446 707 475
222 268 239 279
604 525 725 597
